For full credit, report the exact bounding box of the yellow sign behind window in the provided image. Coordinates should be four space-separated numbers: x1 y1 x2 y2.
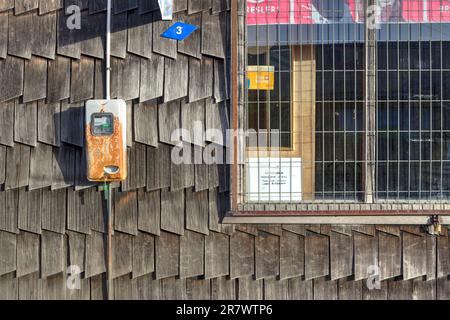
247 66 275 90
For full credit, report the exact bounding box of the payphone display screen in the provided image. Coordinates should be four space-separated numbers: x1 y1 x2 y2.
91 113 114 136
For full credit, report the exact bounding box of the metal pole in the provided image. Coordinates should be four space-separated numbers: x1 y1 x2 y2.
105 0 113 300
106 0 111 100
364 0 377 203
106 183 113 300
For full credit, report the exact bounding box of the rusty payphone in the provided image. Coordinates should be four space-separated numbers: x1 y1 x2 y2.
85 100 127 182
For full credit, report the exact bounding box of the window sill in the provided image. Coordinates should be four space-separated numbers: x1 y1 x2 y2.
224 210 450 225
225 204 450 225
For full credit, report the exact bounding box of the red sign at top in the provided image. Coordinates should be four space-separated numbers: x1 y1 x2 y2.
247 0 450 25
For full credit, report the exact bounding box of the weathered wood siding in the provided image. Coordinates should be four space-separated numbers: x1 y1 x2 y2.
0 0 448 301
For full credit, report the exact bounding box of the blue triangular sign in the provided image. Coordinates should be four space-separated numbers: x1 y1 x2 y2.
161 22 198 41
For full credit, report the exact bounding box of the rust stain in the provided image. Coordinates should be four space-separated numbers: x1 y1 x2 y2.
86 116 127 182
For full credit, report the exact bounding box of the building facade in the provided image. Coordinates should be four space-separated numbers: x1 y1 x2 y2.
0 0 449 300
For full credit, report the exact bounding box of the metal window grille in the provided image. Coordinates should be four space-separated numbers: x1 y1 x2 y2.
242 0 450 204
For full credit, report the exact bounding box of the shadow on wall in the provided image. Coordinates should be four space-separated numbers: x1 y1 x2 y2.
58 0 163 50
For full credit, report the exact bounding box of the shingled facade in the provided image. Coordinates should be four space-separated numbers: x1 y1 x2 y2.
0 0 450 301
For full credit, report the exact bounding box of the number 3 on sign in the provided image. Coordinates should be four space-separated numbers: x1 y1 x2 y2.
176 26 183 35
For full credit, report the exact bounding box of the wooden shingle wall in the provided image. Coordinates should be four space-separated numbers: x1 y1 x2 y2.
0 0 449 300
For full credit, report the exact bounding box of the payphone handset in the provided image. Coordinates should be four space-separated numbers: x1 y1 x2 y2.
85 100 127 182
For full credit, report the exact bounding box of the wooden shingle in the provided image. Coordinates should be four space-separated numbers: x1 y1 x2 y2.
18 188 42 235
41 230 64 278
163 54 189 102
134 101 159 147
230 231 254 279
47 55 71 103
29 142 53 190
378 231 402 281
23 55 47 103
280 230 304 280
14 101 37 147
8 11 33 59
205 231 229 279
132 231 155 279
160 188 185 236
255 231 279 280
304 232 329 280
85 231 106 278
0 231 16 276
16 231 40 277
185 188 209 235
330 231 353 280
37 100 61 147
179 230 205 279
0 101 15 146
155 231 180 280
5 144 31 190
140 55 164 102
403 232 427 280
112 231 133 279
32 11 56 59
137 189 160 236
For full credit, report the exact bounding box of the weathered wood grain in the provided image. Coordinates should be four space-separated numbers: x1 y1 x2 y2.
134 101 159 147
85 231 106 278
160 188 185 236
313 277 338 300
29 142 53 190
41 230 64 278
18 188 42 235
146 144 171 191
354 232 378 281
41 188 66 234
0 101 14 146
51 143 76 190
280 230 304 280
402 232 427 280
132 232 155 279
180 230 204 279
155 231 180 279
112 232 133 279
32 11 56 59
16 231 40 277
163 54 189 102
304 232 329 280
186 278 211 300
211 277 235 300
185 188 209 235
0 273 18 300
114 190 138 236
205 231 229 279
23 57 47 103
70 56 95 103
1 190 19 234
230 231 254 279
255 231 279 280
288 278 313 300
0 231 16 276
37 100 61 147
68 230 85 273
137 189 161 236
378 231 402 280
8 11 33 59
238 276 263 300
330 231 353 280
5 144 31 190
201 11 226 59
14 101 37 147
264 278 289 300
47 55 71 103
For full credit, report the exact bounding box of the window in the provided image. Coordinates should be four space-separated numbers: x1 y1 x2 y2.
236 0 450 209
